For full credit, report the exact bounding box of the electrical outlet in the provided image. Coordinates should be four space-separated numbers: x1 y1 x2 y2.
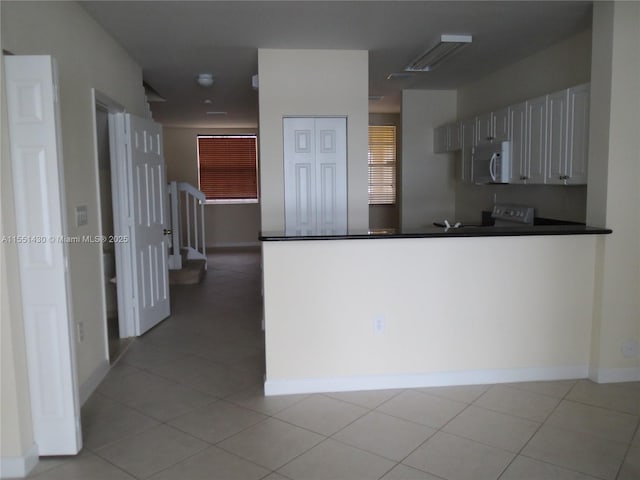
77 321 85 342
373 315 385 335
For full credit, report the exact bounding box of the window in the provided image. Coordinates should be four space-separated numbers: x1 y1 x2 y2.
368 126 397 205
197 135 258 202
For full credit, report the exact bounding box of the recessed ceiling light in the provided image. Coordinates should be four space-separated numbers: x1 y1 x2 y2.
203 99 213 104
206 111 227 115
197 73 214 87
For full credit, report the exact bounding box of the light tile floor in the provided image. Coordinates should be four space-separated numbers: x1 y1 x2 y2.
27 247 640 480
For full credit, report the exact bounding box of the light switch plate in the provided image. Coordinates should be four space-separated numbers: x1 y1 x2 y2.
76 205 88 227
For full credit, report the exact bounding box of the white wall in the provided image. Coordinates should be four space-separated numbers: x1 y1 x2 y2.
587 1 640 382
400 90 457 228
1 0 146 467
263 235 597 393
454 30 592 223
258 49 369 231
163 127 261 247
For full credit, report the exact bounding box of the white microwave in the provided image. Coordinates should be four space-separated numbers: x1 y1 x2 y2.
472 141 511 184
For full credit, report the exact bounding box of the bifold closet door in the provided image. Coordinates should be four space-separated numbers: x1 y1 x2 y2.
283 117 347 234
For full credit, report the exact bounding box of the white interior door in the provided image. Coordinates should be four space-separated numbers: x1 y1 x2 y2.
4 55 82 455
113 113 170 336
283 117 347 234
284 117 317 234
314 117 347 232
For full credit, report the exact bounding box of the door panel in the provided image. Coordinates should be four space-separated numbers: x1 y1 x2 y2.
284 117 347 234
284 117 316 234
526 95 548 184
314 117 347 233
566 84 590 184
118 113 170 335
509 102 527 183
5 55 81 455
546 90 568 185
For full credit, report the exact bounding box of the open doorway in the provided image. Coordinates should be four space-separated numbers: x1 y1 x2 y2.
93 91 132 363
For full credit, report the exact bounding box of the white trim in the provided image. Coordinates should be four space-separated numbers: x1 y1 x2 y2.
589 366 640 383
0 443 38 479
264 365 590 396
78 359 110 405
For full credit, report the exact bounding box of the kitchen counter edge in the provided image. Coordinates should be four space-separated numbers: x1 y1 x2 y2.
259 225 613 241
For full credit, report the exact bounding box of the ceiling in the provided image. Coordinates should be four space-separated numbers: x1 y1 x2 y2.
80 1 592 129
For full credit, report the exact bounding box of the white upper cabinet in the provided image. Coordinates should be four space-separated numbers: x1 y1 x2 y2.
435 83 589 186
460 118 476 183
565 83 590 184
509 102 528 183
526 94 548 184
545 83 590 185
493 107 510 141
476 112 494 143
476 109 509 143
546 89 569 184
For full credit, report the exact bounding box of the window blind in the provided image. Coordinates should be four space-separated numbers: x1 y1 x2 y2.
197 135 258 201
368 126 397 205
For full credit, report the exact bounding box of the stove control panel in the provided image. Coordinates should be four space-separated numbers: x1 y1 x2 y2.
492 204 534 225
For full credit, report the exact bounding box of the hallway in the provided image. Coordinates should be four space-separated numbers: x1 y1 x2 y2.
25 248 639 480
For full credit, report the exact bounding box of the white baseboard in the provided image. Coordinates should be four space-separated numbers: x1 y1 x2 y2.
79 359 110 405
589 366 640 383
264 365 590 396
0 443 38 479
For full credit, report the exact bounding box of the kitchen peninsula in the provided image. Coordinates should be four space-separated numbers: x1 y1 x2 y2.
260 225 611 395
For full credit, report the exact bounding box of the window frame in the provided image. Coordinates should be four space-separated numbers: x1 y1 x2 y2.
196 134 259 205
368 125 397 205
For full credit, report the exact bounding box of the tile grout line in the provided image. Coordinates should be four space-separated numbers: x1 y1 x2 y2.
494 379 578 479
613 417 640 480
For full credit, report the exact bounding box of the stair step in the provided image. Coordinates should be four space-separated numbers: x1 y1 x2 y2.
169 258 206 285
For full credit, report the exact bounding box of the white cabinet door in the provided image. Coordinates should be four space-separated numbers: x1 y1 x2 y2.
433 125 448 153
493 107 510 141
460 118 475 183
526 95 548 184
284 117 347 234
447 122 461 150
546 90 569 185
566 83 590 185
509 102 527 183
476 112 494 143
5 55 82 455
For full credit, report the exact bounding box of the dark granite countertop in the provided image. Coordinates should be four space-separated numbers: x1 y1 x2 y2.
259 224 612 241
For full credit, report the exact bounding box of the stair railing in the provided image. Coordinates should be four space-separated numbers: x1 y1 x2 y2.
167 181 207 270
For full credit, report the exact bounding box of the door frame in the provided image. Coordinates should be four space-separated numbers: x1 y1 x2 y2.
90 90 136 338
